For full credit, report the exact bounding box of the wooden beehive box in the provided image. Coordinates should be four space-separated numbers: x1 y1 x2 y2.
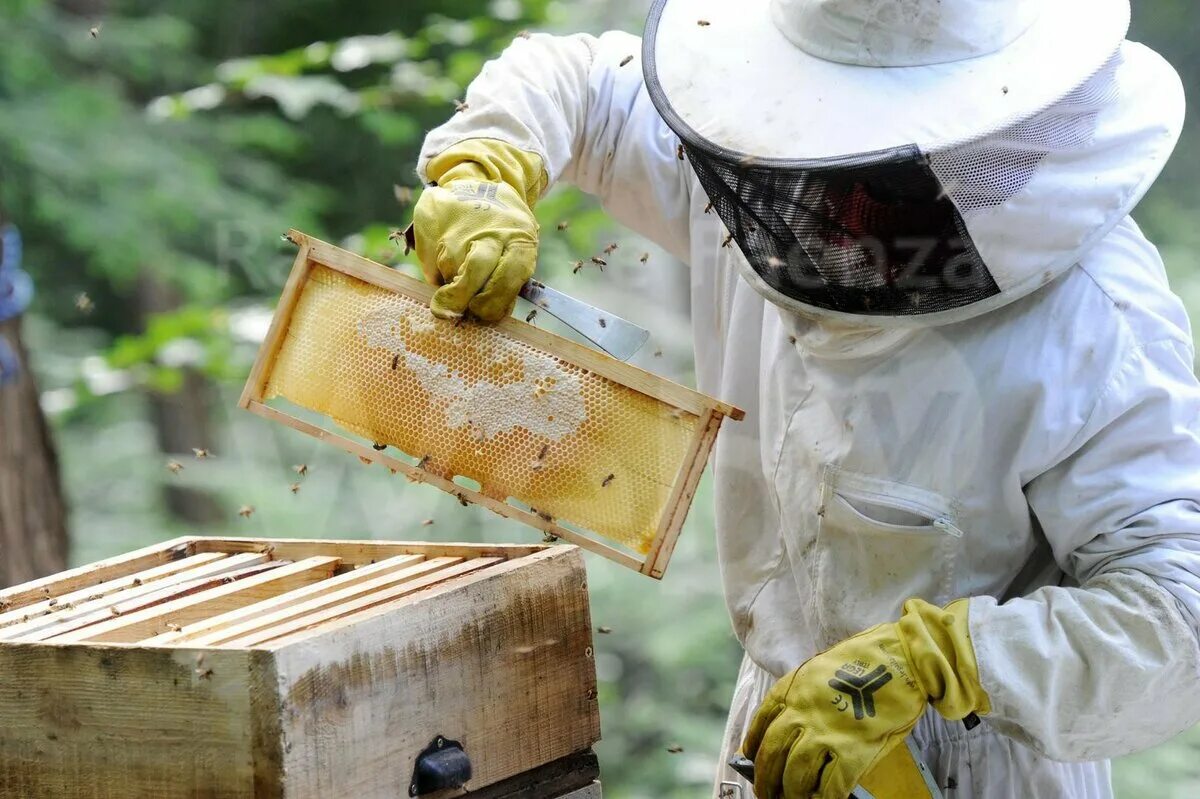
0 536 600 798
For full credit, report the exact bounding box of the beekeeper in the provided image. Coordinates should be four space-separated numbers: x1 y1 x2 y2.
410 0 1200 796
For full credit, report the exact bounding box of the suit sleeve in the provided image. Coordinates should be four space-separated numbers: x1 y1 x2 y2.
970 335 1200 760
417 31 694 261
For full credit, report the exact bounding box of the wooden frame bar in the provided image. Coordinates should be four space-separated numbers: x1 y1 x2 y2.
218 557 502 648
0 553 269 642
148 554 444 646
239 230 744 579
48 556 342 644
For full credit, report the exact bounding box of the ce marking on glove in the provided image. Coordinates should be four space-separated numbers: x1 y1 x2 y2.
828 665 893 720
452 182 510 210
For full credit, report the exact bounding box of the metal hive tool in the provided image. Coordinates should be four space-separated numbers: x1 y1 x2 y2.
240 231 744 578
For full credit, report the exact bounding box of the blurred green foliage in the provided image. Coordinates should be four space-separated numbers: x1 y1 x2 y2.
5 0 1200 796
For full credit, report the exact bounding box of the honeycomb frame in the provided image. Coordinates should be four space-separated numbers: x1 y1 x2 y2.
240 231 744 579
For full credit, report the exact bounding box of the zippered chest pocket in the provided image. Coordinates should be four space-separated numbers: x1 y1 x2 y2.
810 466 964 645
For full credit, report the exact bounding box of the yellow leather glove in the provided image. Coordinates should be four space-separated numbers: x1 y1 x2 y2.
412 139 547 321
743 598 990 799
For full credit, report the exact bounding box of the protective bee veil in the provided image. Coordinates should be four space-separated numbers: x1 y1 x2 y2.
644 0 1184 326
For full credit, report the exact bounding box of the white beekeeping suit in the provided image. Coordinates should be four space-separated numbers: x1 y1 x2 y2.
416 0 1200 796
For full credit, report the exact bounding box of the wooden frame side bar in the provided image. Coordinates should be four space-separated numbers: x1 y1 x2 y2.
238 239 313 410
290 230 745 421
245 400 646 573
187 536 545 563
49 556 342 644
219 558 502 648
0 536 198 611
642 410 725 579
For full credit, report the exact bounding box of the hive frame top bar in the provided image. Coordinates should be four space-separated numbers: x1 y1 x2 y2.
238 231 745 579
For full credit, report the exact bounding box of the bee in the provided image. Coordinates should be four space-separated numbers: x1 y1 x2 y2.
620 55 634 67
421 519 434 526
454 99 469 113
557 220 570 231
41 587 50 597
0 599 9 611
787 335 797 345
537 444 550 459
392 353 400 370
89 24 101 38
602 473 615 488
167 623 182 632
542 531 560 544
537 510 553 523
590 256 607 269
603 242 619 255
722 233 735 248
75 292 94 314
109 607 121 617
667 745 685 754
654 349 663 358
47 598 58 608
516 30 531 39
192 448 212 460
289 482 301 494
393 185 414 206
195 667 214 680
677 144 685 161
457 493 469 508
294 464 309 477
358 456 372 466
526 309 538 323
372 443 388 451
388 228 405 245
598 318 607 328
131 577 142 587
572 260 585 274
417 454 431 470
237 505 255 518
697 19 711 26
166 460 184 475
639 253 650 264
597 626 613 635
704 201 713 214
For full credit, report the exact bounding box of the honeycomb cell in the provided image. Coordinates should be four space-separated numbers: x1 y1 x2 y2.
264 265 698 554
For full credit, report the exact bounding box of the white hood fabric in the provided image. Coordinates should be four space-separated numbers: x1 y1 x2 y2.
419 30 1200 799
643 0 1185 328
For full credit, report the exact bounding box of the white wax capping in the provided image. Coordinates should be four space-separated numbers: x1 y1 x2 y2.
358 308 587 441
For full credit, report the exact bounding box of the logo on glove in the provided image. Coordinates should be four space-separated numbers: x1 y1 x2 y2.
452 182 510 211
828 665 892 721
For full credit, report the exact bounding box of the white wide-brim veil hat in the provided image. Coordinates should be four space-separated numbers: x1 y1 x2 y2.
642 0 1186 327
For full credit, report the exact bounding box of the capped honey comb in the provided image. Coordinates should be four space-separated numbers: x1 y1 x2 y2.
241 232 743 578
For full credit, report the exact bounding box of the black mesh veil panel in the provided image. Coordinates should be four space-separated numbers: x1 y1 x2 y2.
683 144 1000 316
642 0 1001 318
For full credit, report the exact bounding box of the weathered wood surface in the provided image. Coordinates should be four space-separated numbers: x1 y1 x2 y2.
468 750 600 798
0 643 265 798
270 546 600 798
0 539 600 798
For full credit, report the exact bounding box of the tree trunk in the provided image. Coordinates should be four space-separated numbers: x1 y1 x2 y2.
136 275 224 526
0 317 69 588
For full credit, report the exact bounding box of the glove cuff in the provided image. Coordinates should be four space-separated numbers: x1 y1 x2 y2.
896 597 992 721
425 138 548 208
